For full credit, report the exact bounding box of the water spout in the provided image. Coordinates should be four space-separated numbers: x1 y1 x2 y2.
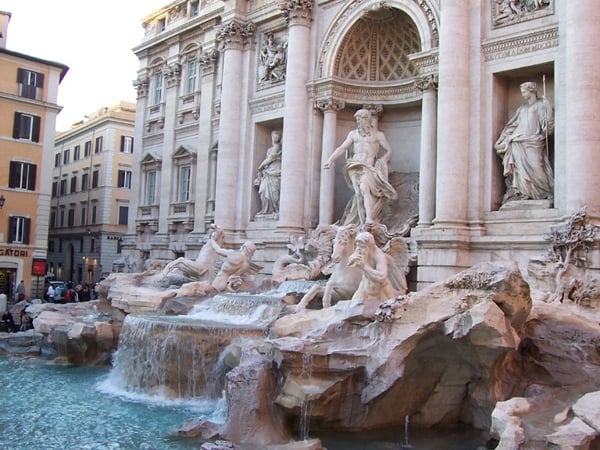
401 415 413 449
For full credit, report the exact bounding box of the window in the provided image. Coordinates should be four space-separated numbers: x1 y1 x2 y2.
95 136 103 153
178 165 191 202
92 170 99 188
9 161 36 191
8 216 30 244
158 17 166 31
84 141 92 157
54 153 61 168
145 171 157 205
51 181 58 197
49 240 55 252
60 179 67 196
91 205 97 224
67 209 75 226
120 136 134 153
153 72 163 105
59 210 65 227
63 149 70 164
190 1 199 16
70 176 77 193
17 68 44 100
81 207 86 226
186 60 198 94
74 145 81 161
13 112 40 142
91 239 95 253
80 239 84 252
118 170 132 189
50 212 56 228
81 173 89 191
118 206 129 225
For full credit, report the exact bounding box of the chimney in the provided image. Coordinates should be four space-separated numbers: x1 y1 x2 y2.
0 11 11 49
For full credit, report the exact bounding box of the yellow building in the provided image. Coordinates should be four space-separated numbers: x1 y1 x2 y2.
49 102 135 286
0 11 68 300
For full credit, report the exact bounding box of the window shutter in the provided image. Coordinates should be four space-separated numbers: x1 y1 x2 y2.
23 218 31 244
118 171 124 187
9 161 18 188
13 112 21 139
32 116 41 142
16 68 24 83
131 137 134 153
120 136 125 152
8 217 16 242
28 164 37 191
36 73 44 88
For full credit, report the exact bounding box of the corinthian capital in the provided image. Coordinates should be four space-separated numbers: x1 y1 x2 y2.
199 49 219 76
279 0 313 25
315 98 344 113
217 19 255 50
414 74 438 92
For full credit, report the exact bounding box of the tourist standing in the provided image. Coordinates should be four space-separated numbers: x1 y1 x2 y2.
15 280 25 302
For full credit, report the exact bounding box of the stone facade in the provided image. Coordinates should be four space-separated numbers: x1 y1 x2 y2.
125 0 600 288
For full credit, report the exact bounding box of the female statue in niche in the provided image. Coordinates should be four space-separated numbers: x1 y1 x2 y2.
254 130 282 218
495 81 554 204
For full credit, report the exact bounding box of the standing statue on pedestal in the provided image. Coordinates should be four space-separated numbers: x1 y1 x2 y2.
495 81 554 204
323 109 397 225
254 130 282 218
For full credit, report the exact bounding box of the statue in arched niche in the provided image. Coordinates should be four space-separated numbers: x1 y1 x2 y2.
323 109 397 225
254 130 282 218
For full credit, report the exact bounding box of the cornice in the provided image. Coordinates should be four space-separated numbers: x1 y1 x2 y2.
482 26 559 62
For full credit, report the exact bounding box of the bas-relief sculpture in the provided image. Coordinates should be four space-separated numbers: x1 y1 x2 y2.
258 32 287 84
254 130 282 218
324 108 398 225
495 81 554 206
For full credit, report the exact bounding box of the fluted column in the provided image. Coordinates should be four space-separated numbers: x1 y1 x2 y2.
195 48 218 232
434 0 470 227
158 60 181 234
316 98 344 224
415 75 438 227
565 1 600 214
277 0 313 232
214 20 253 232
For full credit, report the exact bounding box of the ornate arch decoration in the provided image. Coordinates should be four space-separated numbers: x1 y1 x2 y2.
314 0 439 106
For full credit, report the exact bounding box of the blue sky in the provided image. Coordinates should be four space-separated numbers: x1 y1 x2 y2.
2 0 167 131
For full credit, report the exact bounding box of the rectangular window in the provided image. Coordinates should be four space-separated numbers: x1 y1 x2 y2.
70 176 77 193
84 141 92 157
91 238 95 253
51 181 58 198
120 136 134 153
118 206 129 225
74 145 81 161
158 17 166 31
81 207 87 226
92 170 99 188
9 161 36 191
60 210 65 227
95 136 103 153
190 1 199 16
63 149 70 164
8 216 30 244
13 112 41 142
186 60 197 94
60 179 67 196
178 165 191 202
146 171 156 205
67 209 75 226
91 205 97 225
118 170 132 189
153 72 163 105
54 153 61 168
50 211 56 228
17 68 44 100
81 173 89 191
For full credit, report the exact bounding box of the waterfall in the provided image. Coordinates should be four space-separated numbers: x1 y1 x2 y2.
300 353 314 441
106 314 264 400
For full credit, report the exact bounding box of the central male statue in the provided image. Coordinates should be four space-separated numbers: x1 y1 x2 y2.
323 109 397 225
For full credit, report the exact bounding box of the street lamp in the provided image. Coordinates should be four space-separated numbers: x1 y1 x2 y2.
0 194 5 209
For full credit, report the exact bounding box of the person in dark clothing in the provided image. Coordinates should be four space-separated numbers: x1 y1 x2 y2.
1 311 15 333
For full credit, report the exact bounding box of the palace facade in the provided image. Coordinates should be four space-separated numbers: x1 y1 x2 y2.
125 0 600 286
